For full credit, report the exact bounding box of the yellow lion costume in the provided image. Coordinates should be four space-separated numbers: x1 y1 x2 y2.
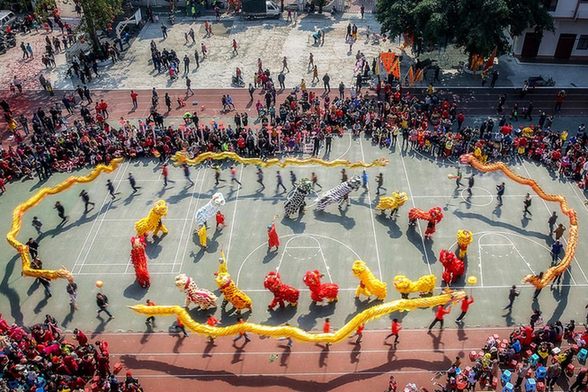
352 260 387 300
393 274 436 298
375 192 408 217
214 252 252 313
135 200 169 238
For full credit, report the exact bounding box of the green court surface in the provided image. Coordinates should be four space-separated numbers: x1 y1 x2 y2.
1 135 587 335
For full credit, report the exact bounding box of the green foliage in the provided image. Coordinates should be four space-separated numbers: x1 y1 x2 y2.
375 0 553 57
79 0 123 52
79 0 123 31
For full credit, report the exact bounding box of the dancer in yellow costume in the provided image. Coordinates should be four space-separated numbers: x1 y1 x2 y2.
135 200 169 238
352 260 387 300
393 274 436 298
197 225 207 248
214 251 252 313
457 230 473 259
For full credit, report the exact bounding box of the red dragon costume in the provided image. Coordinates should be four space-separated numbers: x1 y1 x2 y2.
130 236 150 288
263 271 300 310
303 270 339 303
439 249 465 285
408 206 444 239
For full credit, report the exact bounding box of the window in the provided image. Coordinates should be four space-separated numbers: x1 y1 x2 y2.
543 0 558 11
578 35 588 50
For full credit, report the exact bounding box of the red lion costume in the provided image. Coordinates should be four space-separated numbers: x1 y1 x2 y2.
303 270 339 303
439 249 464 285
130 236 150 288
263 271 300 310
408 207 444 239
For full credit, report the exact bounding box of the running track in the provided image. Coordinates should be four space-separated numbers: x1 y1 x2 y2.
101 327 512 391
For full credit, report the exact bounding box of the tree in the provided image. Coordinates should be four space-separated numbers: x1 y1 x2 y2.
375 0 553 64
78 0 123 55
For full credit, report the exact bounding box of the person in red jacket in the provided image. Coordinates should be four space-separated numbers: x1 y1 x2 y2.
216 211 225 231
456 295 474 323
428 305 451 332
385 318 402 344
73 328 88 346
267 221 280 252
323 318 332 347
206 315 219 343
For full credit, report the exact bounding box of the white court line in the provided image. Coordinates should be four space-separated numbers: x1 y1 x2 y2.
287 246 321 249
172 168 204 274
71 161 130 274
359 136 383 280
75 162 132 275
517 158 587 284
398 150 433 274
225 164 244 265
76 271 176 276
477 237 484 287
480 233 535 275
317 238 333 283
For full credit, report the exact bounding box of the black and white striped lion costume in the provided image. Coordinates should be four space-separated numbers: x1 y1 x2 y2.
315 176 361 211
284 178 312 218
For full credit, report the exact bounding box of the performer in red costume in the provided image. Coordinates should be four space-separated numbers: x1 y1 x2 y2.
267 219 280 252
130 236 150 288
216 211 225 230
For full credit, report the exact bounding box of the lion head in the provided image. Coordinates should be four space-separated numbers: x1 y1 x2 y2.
153 200 168 217
211 192 226 208
263 271 282 291
303 270 322 289
351 260 367 278
174 274 189 291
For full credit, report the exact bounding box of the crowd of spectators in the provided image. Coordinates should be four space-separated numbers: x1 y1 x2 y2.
1 80 588 194
396 320 588 392
0 313 143 391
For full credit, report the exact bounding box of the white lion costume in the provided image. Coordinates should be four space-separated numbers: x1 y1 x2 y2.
315 176 361 211
174 273 218 309
195 192 225 227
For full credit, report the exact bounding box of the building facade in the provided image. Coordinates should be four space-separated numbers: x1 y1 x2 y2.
512 0 588 62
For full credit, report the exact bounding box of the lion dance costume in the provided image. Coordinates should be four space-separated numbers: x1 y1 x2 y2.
352 260 387 300
315 176 361 211
408 207 444 239
457 230 473 259
135 200 168 239
393 274 436 298
263 271 300 310
303 270 339 303
195 192 226 226
174 273 217 309
130 236 150 288
214 252 252 313
284 179 312 218
439 249 465 285
376 192 409 218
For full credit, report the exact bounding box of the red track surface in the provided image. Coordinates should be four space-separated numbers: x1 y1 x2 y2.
100 327 508 391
